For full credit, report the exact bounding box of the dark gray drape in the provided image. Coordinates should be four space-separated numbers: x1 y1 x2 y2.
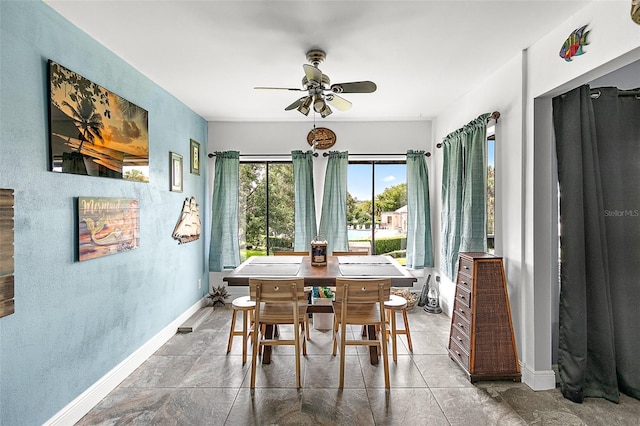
553 85 640 403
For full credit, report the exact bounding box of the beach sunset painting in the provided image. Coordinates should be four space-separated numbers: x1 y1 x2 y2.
49 61 149 181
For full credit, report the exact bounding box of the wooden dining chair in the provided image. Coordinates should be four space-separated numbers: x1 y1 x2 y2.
249 278 308 389
269 251 311 340
332 278 391 389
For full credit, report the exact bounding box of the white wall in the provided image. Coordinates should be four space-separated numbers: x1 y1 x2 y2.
206 120 433 297
432 0 640 392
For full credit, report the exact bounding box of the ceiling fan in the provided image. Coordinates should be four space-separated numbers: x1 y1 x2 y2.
254 49 377 118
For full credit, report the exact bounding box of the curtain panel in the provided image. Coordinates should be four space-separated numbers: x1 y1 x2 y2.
406 150 434 269
440 113 489 280
553 85 640 403
292 150 318 251
209 151 240 272
318 151 349 255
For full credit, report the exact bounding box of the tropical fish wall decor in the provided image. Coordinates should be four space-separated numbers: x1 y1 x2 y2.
559 25 590 62
632 0 640 25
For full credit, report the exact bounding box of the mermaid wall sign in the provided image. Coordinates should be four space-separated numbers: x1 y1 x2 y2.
77 197 140 261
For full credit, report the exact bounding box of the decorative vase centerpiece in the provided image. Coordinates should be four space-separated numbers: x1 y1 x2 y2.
310 235 327 266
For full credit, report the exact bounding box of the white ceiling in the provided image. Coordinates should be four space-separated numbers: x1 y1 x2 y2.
46 0 591 122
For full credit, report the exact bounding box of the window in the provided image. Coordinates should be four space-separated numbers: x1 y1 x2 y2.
487 129 495 253
347 161 407 263
238 161 293 261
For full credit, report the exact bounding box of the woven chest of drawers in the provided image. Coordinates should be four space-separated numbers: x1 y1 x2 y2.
447 252 521 383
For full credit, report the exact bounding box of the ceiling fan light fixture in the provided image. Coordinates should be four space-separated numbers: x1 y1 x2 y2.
320 104 333 118
313 95 326 113
297 96 312 116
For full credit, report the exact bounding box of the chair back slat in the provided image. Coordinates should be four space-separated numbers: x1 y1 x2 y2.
249 278 307 304
335 278 390 304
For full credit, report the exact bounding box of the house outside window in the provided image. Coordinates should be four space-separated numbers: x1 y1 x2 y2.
347 161 407 264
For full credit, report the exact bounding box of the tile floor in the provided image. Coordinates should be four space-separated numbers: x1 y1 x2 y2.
77 304 640 425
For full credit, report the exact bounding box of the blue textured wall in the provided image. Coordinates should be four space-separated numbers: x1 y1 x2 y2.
0 2 209 424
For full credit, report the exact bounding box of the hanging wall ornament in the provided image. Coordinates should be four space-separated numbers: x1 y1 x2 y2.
172 196 201 244
632 0 640 25
559 24 590 62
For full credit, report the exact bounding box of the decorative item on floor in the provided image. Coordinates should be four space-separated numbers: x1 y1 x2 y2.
310 235 327 266
207 285 229 307
172 196 201 244
417 274 431 307
390 287 418 310
559 25 590 62
48 61 149 181
169 152 183 192
424 275 442 314
633 0 640 25
0 189 15 318
77 197 139 261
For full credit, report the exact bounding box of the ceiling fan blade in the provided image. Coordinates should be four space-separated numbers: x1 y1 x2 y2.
285 96 309 111
254 86 304 91
303 64 322 84
330 81 377 94
326 94 352 111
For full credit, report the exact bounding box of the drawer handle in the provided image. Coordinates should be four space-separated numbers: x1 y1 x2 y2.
461 281 468 286
457 322 464 329
456 336 462 341
456 351 462 357
459 308 465 314
463 265 469 270
458 294 466 300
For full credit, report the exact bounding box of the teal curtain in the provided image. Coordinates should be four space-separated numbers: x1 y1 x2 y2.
318 151 349 255
406 150 433 269
292 150 317 251
441 113 489 279
209 151 240 272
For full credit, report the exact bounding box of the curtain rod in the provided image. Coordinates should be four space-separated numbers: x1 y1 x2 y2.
321 152 431 157
208 151 431 158
436 110 500 149
208 152 319 158
591 89 640 98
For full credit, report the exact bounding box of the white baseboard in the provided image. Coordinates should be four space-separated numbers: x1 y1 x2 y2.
44 298 207 426
520 362 557 391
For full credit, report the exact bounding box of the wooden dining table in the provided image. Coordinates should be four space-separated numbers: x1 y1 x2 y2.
223 255 417 364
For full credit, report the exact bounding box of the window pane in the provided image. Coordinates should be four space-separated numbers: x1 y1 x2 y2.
487 135 495 253
347 162 406 262
239 163 266 261
267 163 294 254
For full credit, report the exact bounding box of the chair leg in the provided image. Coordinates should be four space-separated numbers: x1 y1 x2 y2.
227 308 238 353
294 319 302 389
250 321 260 389
390 309 398 362
339 321 347 389
332 318 339 356
241 309 249 364
379 317 390 389
401 307 413 352
304 316 310 340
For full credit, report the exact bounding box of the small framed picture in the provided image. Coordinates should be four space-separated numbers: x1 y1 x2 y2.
170 152 183 192
190 139 201 175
